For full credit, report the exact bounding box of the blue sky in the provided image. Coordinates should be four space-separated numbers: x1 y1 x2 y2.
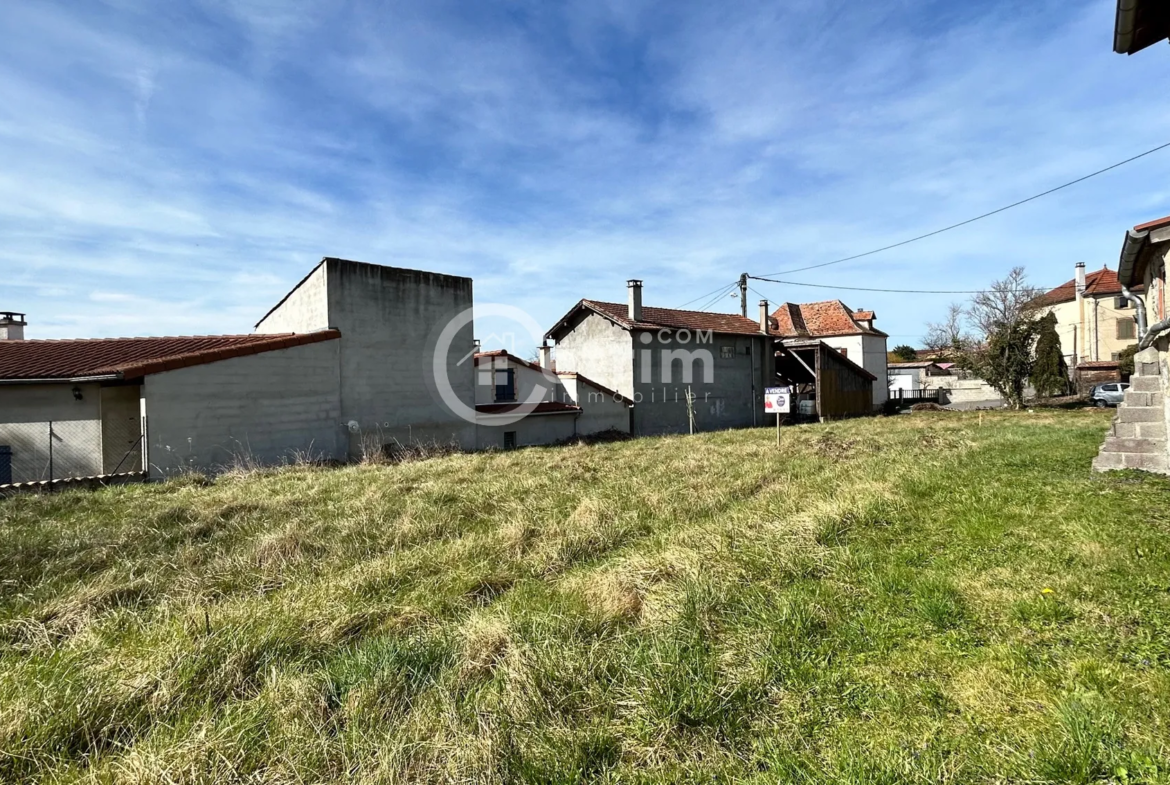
3 0 1170 349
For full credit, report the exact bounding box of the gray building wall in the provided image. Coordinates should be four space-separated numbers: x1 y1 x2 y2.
559 376 631 435
553 311 770 437
257 259 476 456
0 383 103 483
143 339 342 476
552 312 634 399
630 331 769 436
478 413 579 450
100 385 143 473
255 264 330 333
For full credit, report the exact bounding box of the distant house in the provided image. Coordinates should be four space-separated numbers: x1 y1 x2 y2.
769 300 889 409
888 361 950 394
473 349 631 449
1036 263 1142 373
546 281 773 436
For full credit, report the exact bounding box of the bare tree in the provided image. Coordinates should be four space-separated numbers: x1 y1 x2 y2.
966 267 1043 337
964 267 1044 409
923 302 973 359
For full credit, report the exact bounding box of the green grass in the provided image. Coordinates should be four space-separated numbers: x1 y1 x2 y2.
2 409 1170 783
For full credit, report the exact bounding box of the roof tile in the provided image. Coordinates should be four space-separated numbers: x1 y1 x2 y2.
579 300 766 337
0 331 340 381
770 300 884 338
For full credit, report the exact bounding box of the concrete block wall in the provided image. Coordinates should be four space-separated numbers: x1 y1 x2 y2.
478 413 579 450
255 264 330 334
0 383 103 483
631 331 768 436
559 376 631 435
144 339 342 476
552 312 634 400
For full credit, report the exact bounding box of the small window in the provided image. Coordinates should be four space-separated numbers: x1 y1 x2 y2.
1117 319 1136 340
837 347 848 358
1115 296 1130 310
494 368 516 402
503 431 517 450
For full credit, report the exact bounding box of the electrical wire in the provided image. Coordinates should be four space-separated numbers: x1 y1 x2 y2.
676 280 740 309
754 139 1170 278
747 275 985 294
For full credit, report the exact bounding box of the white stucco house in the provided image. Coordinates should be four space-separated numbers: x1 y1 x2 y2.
769 300 889 409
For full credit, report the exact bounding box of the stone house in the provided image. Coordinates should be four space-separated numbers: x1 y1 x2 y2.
768 300 889 409
1093 214 1170 475
545 281 774 436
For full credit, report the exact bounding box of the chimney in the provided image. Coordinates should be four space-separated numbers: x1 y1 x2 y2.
0 312 26 341
1074 262 1086 303
627 279 643 322
759 299 770 333
539 341 552 370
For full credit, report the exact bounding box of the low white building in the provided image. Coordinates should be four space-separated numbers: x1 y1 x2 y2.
473 349 631 449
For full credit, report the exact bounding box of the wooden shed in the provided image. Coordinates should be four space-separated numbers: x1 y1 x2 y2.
773 339 876 420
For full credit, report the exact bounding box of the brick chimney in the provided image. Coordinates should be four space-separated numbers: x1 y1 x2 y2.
627 279 643 322
0 312 26 341
759 299 770 333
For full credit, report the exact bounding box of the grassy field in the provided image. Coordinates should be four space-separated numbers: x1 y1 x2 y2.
2 409 1170 784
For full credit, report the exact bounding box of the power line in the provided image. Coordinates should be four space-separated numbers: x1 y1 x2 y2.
756 139 1170 278
676 280 740 309
748 275 985 294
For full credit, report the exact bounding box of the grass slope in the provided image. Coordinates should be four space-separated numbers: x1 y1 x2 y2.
2 410 1170 783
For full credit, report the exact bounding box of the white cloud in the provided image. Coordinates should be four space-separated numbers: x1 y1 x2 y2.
1 0 1169 348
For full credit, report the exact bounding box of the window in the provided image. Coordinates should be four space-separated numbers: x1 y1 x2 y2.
1116 319 1136 340
837 347 848 358
494 368 516 402
1115 296 1130 310
503 431 517 450
1111 352 1121 361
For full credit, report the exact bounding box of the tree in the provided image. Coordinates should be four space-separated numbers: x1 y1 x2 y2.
1031 312 1068 398
963 267 1044 409
892 344 918 361
923 302 974 361
1118 344 1138 379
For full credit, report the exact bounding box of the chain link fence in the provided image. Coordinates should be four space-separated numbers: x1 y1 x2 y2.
0 418 144 488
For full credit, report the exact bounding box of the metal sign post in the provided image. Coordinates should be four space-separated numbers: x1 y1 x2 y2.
764 386 791 447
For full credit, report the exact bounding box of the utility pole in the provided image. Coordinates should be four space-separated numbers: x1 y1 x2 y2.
739 273 748 318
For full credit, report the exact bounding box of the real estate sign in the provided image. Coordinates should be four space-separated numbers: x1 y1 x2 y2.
764 386 791 414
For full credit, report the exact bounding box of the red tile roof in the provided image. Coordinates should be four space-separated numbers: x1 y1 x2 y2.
475 401 581 415
770 300 886 338
548 300 766 339
1039 266 1143 305
474 350 548 375
0 331 340 382
1134 214 1170 232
